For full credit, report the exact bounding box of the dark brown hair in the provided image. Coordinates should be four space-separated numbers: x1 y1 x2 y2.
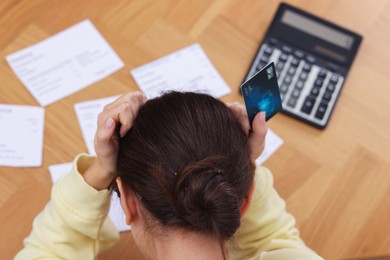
116 91 254 242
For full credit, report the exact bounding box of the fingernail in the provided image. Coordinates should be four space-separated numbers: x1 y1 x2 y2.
105 117 114 129
120 130 126 138
260 112 266 122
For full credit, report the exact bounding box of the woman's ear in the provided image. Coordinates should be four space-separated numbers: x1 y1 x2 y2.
240 179 255 217
116 177 139 225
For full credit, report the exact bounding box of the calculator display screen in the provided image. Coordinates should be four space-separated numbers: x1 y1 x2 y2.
281 10 354 50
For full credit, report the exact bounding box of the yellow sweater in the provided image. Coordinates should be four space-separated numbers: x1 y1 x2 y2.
15 154 323 260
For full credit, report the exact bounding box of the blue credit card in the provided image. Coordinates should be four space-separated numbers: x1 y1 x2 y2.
240 62 282 125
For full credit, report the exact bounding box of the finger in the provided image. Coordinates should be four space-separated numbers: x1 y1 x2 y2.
106 102 132 137
95 115 117 157
252 112 267 137
118 93 146 136
103 91 146 111
100 94 146 137
227 102 250 133
248 112 268 160
103 91 144 111
229 103 247 121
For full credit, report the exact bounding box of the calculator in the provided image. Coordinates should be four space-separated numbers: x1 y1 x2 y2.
242 3 362 128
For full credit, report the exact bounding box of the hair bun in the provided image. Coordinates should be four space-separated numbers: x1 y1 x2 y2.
173 156 241 240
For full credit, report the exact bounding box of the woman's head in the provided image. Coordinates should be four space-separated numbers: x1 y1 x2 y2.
115 92 254 248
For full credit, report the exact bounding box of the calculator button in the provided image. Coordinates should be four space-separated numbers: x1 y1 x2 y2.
279 53 288 62
264 47 273 56
291 58 300 67
306 55 316 64
296 80 305 89
318 69 327 78
280 83 289 94
294 50 304 59
276 62 285 71
256 62 266 70
287 97 297 108
269 37 278 46
288 67 296 75
327 62 339 71
311 87 321 96
315 78 324 87
291 89 301 98
315 103 328 120
302 63 312 72
322 91 332 102
326 83 336 92
300 72 308 80
282 45 293 53
330 74 339 84
284 75 292 84
260 55 269 64
301 96 316 114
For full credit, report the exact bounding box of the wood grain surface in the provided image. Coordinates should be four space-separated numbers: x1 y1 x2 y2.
1 0 389 259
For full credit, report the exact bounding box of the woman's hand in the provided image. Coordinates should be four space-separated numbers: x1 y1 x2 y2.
227 102 268 162
83 92 147 190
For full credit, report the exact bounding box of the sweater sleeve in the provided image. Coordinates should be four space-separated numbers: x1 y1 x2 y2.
15 154 120 259
228 166 323 260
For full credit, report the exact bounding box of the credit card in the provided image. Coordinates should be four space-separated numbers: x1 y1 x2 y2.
240 62 282 125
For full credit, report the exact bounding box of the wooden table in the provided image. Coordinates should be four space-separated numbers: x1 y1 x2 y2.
1 0 389 259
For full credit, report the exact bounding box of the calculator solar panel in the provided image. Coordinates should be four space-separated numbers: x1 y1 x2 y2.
243 3 362 128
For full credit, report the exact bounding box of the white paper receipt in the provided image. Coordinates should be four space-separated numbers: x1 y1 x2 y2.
74 96 118 155
48 163 130 232
256 129 284 166
131 44 231 99
0 104 44 167
6 19 124 106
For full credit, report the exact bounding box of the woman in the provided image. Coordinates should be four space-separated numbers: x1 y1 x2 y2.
16 91 322 259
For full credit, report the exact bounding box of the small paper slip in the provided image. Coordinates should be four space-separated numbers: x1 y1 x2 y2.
256 129 284 165
48 162 130 232
6 19 124 107
0 104 44 167
74 96 118 155
131 44 231 99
